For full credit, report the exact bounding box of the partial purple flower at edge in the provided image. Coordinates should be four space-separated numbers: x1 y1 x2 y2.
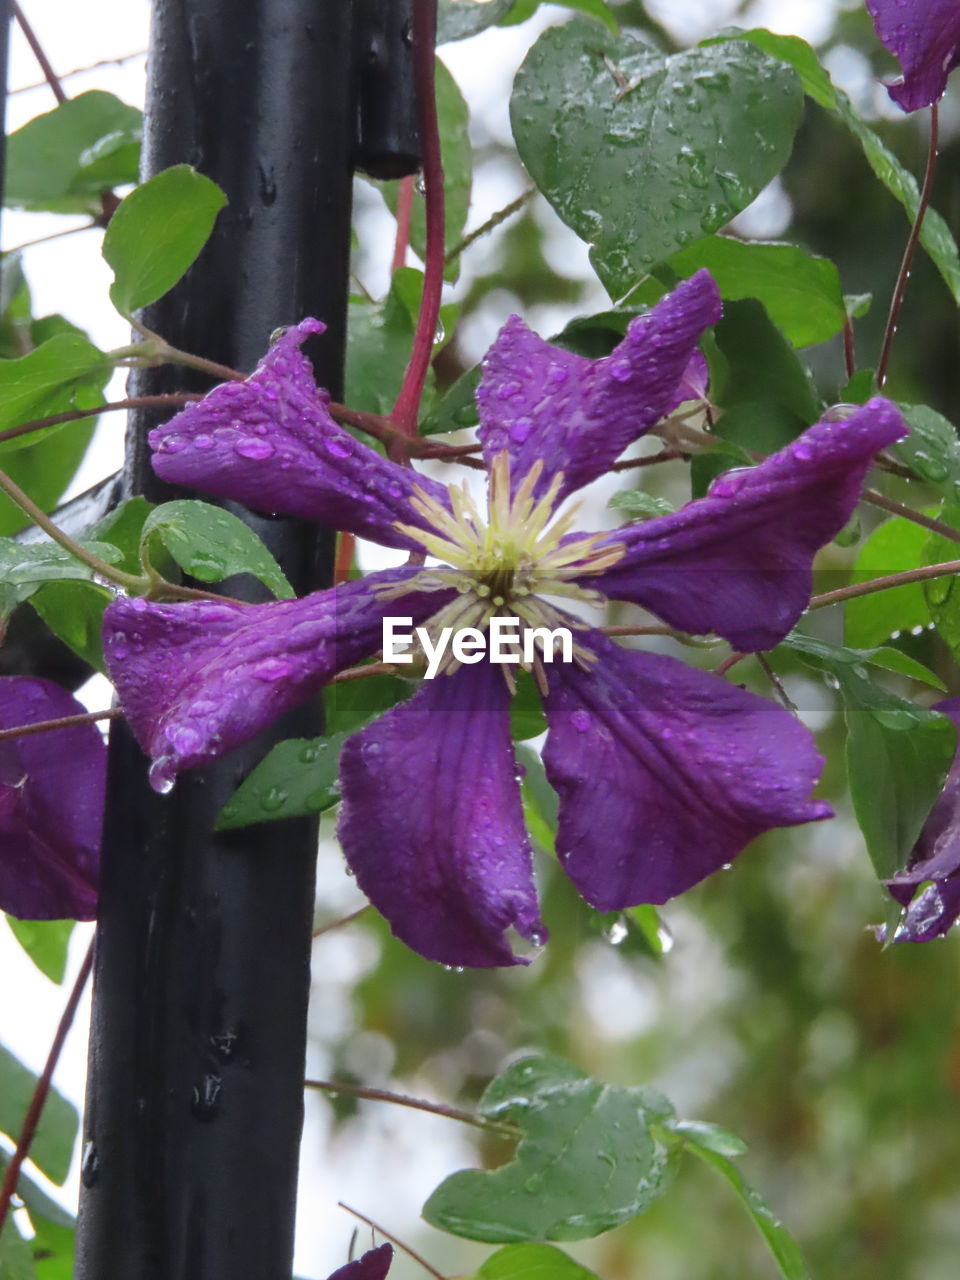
866 0 960 111
885 699 960 941
0 677 103 921
106 275 906 968
328 1244 392 1280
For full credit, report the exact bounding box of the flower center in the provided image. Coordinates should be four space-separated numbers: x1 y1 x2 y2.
381 453 624 683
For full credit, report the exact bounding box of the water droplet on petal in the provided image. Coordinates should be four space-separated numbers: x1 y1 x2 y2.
235 438 275 460
251 657 291 682
323 436 352 460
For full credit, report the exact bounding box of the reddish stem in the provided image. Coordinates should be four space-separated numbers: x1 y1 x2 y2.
12 2 66 102
842 313 856 382
0 939 94 1238
390 0 445 438
392 176 415 274
877 103 939 389
334 531 356 583
715 652 746 678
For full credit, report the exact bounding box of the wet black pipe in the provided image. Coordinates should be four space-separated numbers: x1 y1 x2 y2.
75 3 419 1276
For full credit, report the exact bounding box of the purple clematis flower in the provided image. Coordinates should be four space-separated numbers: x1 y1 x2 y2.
0 677 103 921
104 270 907 967
328 1244 392 1280
885 699 960 941
866 0 960 111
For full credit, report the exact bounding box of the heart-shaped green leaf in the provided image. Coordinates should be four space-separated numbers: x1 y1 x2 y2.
511 21 802 298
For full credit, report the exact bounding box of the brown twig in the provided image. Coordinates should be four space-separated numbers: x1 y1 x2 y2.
307 1077 520 1140
0 708 122 743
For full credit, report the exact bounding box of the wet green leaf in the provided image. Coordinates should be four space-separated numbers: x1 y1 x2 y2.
471 1244 600 1280
510 670 547 741
323 673 414 736
0 538 122 620
438 0 515 43
678 1131 812 1280
0 333 110 450
217 733 349 829
0 1042 78 1184
895 404 960 498
714 29 960 303
419 364 481 436
787 633 956 880
844 517 932 649
4 918 75 985
103 165 227 316
4 91 141 215
85 496 155 577
140 500 293 598
693 299 819 494
0 1218 35 1280
668 237 846 348
0 419 97 536
512 23 802 299
29 580 114 673
502 0 618 32
31 1218 75 1280
422 1055 678 1242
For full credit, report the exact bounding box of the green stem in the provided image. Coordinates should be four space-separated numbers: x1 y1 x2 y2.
0 466 146 590
445 187 535 266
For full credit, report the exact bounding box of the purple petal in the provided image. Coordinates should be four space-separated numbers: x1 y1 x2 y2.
542 631 830 909
104 570 450 791
667 349 710 412
476 272 721 503
885 698 960 941
584 398 906 651
328 1245 393 1280
0 677 104 920
150 319 451 551
337 661 544 967
866 0 960 111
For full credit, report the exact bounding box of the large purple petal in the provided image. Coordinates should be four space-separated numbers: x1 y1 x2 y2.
584 398 906 651
885 699 960 941
337 661 544 968
866 0 960 111
542 631 830 909
0 677 103 920
328 1245 393 1280
150 319 450 551
476 272 721 503
105 570 450 791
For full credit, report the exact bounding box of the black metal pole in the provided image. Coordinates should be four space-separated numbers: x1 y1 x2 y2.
75 3 418 1276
